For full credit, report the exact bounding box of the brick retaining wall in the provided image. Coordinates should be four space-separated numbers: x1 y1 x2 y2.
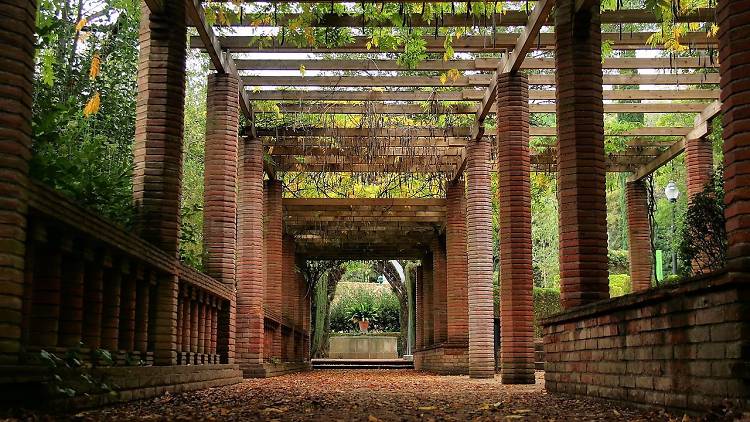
414 344 468 375
542 271 750 412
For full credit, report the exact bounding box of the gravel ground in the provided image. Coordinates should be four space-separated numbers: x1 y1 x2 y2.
4 370 741 421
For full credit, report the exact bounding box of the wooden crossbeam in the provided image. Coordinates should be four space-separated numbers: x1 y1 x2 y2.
194 32 717 52
144 0 163 12
260 102 711 115
233 57 718 71
258 126 693 138
247 88 719 102
242 73 720 87
222 9 715 27
283 197 445 207
628 100 721 182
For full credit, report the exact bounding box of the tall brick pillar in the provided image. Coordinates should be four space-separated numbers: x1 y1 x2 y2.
497 72 535 384
555 0 609 308
134 0 186 365
431 237 447 345
446 180 469 347
421 256 434 347
718 0 750 272
0 0 36 364
465 139 496 378
415 266 424 350
685 137 714 200
237 136 265 369
265 181 283 359
203 72 239 286
626 181 653 291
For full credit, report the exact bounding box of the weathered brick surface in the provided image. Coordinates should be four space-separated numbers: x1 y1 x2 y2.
82 264 104 349
133 0 186 257
414 344 469 375
718 0 750 272
446 180 469 347
237 136 265 367
685 137 714 201
555 0 609 308
465 139 496 378
203 73 239 286
0 0 35 364
265 181 283 359
627 181 653 292
496 72 535 384
431 237 448 345
421 255 434 347
542 271 750 412
118 274 137 351
59 259 85 348
29 248 62 347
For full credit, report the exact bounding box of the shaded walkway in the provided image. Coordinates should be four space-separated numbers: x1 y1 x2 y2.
55 371 679 421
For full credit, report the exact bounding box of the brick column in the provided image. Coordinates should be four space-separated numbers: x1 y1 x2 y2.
101 270 122 351
415 266 424 350
446 180 469 347
431 237 447 345
237 136 265 367
134 0 186 365
118 274 137 351
421 254 434 346
29 249 62 347
719 0 750 272
266 181 284 359
626 181 653 292
134 280 150 352
203 73 239 286
497 72 535 384
82 264 104 349
685 137 714 200
555 0 609 308
465 138 496 378
282 235 296 360
0 0 35 364
59 259 85 348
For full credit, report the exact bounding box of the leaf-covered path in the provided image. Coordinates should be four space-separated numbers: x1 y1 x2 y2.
34 370 689 421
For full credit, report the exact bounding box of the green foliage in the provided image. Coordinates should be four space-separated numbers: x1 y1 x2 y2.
609 274 632 298
39 344 116 399
679 171 727 276
330 285 401 333
608 250 630 275
532 287 563 338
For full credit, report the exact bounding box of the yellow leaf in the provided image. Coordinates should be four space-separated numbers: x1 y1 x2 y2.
366 41 372 50
299 65 306 77
439 73 448 85
75 17 87 32
418 406 436 411
83 92 101 117
456 30 462 39
89 53 101 80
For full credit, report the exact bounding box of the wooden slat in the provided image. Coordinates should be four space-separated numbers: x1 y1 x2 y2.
233 57 719 71
503 0 553 74
628 100 721 182
242 73 720 87
260 102 711 115
247 88 719 102
195 32 717 52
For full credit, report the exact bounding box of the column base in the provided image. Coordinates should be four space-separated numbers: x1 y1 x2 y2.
413 343 469 375
241 361 311 378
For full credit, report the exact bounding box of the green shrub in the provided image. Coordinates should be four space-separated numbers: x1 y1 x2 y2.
609 274 632 297
329 285 401 333
608 250 630 274
533 287 562 337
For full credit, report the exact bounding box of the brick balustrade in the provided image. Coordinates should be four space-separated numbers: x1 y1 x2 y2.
446 180 469 347
0 0 36 365
626 181 653 292
465 138 496 379
497 72 535 384
431 237 448 345
237 136 265 369
718 0 750 273
203 73 239 286
555 0 609 308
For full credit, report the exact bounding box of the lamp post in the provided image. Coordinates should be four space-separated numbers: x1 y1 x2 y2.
664 181 680 275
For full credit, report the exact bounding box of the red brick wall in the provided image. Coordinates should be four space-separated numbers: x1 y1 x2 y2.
203 73 239 286
626 181 653 292
718 0 750 272
265 181 283 359
497 72 535 384
237 136 265 366
421 255 434 347
414 344 468 375
465 138 496 378
446 180 469 346
554 0 609 308
0 0 36 364
543 271 750 411
685 137 714 201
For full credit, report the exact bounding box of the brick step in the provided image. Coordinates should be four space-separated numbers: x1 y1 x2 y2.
311 359 414 370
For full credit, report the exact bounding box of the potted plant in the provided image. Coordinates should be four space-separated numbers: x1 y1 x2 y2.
348 303 377 333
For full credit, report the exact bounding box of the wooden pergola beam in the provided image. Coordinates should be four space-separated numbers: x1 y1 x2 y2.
144 0 164 12
241 73 720 87
283 197 446 207
221 8 715 27
628 100 721 182
247 88 719 102
194 32 717 52
260 102 711 115
232 57 718 71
